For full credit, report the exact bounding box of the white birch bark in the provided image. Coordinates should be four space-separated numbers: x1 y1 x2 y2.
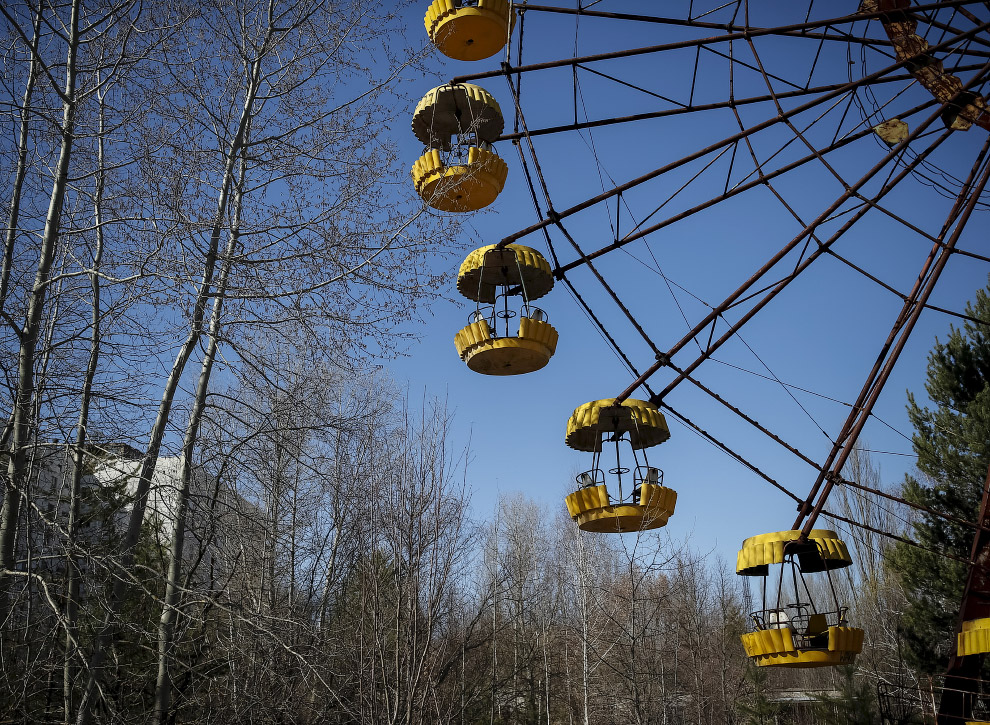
151 124 247 724
63 75 108 725
0 6 43 318
75 39 266 725
0 0 82 624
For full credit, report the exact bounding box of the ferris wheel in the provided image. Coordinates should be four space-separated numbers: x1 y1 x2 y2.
411 0 990 698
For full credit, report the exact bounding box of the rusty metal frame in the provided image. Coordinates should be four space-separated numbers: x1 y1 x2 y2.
795 133 990 536
612 98 966 403
499 1 990 566
936 466 990 723
490 20 990 251
452 1 984 85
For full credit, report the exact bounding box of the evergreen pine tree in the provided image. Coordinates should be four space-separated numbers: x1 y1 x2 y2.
737 663 782 724
888 280 990 672
811 666 880 724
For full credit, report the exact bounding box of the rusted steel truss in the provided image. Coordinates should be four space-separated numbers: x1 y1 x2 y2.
495 1 990 552
452 1 984 85
795 134 990 535
490 21 990 250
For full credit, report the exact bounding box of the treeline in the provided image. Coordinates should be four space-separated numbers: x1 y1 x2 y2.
1 375 920 724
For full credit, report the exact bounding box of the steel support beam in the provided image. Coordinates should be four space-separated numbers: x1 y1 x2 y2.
610 95 959 405
795 135 990 535
452 1 981 84
495 70 962 143
492 21 990 250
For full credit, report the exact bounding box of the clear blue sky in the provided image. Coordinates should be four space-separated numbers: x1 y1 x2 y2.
389 1 990 563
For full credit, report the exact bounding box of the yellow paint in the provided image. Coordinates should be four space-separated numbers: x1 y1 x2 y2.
735 529 852 576
411 147 508 212
412 83 503 147
565 398 670 452
958 617 990 656
453 318 558 375
456 244 553 303
564 482 676 533
425 0 514 61
740 626 863 668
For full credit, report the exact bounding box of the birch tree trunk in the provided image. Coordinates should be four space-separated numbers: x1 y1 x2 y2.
151 122 248 724
0 5 43 319
62 76 109 725
0 0 81 624
74 34 265 725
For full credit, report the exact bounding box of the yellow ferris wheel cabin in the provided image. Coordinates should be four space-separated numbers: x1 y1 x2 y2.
410 83 507 212
563 398 675 533
737 529 864 668
425 0 514 62
454 244 557 375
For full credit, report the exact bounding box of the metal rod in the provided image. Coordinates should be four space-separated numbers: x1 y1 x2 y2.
797 137 990 536
669 363 822 471
820 509 974 566
651 120 960 402
502 71 666 360
494 69 963 142
660 401 805 504
518 0 979 36
613 83 962 404
548 98 935 275
638 58 990 404
877 0 990 130
840 475 989 533
492 21 990 248
453 1 981 83
794 131 990 530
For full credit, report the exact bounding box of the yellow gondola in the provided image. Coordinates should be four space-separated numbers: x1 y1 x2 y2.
737 530 864 668
425 0 514 62
412 147 507 212
563 399 675 533
410 83 507 212
958 617 990 656
952 619 990 723
454 244 557 375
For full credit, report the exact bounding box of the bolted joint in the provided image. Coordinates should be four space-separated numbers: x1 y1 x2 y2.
783 535 811 557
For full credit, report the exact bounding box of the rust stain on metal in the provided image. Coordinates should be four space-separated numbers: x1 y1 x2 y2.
878 0 989 131
874 118 910 145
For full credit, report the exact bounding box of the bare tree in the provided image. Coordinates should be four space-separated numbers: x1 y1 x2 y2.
62 0 449 719
836 447 917 705
0 0 86 621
